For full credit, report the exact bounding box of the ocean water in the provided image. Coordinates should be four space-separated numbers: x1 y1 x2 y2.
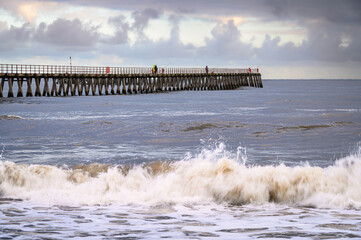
0 79 361 239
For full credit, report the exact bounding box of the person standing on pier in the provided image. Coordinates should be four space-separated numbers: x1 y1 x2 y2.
205 66 209 74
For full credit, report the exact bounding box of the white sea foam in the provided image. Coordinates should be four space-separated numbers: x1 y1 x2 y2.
0 144 360 208
297 108 361 112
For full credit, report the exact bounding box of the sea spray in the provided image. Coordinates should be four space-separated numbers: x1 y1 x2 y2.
0 143 4 159
236 145 247 165
0 144 360 208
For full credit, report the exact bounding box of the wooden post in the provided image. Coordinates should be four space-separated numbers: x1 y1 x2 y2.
197 75 201 90
231 75 235 89
201 75 205 90
17 77 23 97
158 76 163 92
133 77 137 94
173 76 177 91
97 78 103 95
127 77 132 94
227 75 231 89
1 78 4 92
236 75 240 88
82 78 87 95
259 74 263 88
169 76 173 91
70 78 76 96
51 78 58 96
81 78 86 96
57 78 63 96
179 76 184 90
211 75 215 90
121 77 126 94
174 76 178 91
104 77 109 95
7 77 14 97
43 77 50 96
66 77 73 96
110 77 115 95
34 77 41 96
164 76 168 91
143 76 147 93
74 78 80 96
216 76 220 90
0 77 3 97
254 74 259 88
193 76 197 91
149 76 153 93
138 77 143 93
250 74 254 87
116 77 121 94
184 76 188 90
91 78 96 96
26 78 33 97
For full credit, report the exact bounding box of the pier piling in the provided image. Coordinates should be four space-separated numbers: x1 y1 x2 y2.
0 64 262 98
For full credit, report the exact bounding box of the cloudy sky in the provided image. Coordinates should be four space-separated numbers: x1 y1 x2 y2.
0 0 360 79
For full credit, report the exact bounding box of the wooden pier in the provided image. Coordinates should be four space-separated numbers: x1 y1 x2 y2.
0 64 262 97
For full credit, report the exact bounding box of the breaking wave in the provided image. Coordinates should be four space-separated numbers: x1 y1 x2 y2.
0 143 360 208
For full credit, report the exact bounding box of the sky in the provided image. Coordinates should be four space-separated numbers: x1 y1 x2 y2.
0 0 360 79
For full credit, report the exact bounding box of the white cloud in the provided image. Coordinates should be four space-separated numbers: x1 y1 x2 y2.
179 18 215 47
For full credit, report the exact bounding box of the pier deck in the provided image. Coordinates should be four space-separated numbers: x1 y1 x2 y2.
0 64 262 97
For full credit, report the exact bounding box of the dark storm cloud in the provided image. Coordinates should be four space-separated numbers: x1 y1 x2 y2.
34 18 100 49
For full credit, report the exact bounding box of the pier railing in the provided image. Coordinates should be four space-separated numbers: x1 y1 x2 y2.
0 63 263 97
0 64 258 75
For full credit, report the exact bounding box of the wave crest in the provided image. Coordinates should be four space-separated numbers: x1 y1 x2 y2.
0 144 360 208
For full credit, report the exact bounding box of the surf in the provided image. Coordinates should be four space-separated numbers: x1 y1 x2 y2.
0 143 360 208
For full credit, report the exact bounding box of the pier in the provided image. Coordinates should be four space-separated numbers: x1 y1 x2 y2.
0 64 262 98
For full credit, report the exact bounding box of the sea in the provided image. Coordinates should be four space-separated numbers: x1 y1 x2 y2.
0 79 361 239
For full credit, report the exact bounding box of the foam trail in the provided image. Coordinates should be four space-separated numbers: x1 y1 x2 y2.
0 144 360 208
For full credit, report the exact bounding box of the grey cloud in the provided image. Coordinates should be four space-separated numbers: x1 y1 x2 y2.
105 15 129 44
65 0 361 25
34 18 99 49
257 22 361 63
264 0 361 26
132 8 161 40
0 22 33 51
201 20 254 60
2 0 361 71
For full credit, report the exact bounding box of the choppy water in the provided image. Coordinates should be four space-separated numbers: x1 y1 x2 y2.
1 80 361 239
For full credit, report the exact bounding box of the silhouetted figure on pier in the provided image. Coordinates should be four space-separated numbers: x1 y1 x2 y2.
152 65 158 74
205 66 209 74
